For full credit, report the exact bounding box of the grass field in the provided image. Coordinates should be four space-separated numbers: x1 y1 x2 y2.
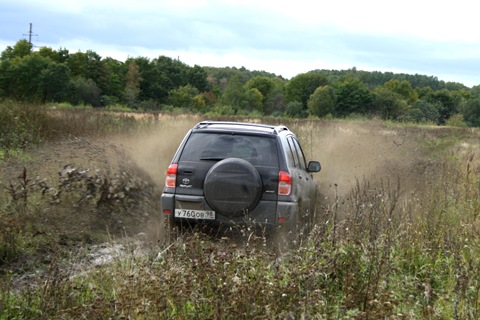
1 102 480 319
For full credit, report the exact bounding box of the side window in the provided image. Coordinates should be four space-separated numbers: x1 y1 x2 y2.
285 138 296 167
287 137 302 168
292 138 307 170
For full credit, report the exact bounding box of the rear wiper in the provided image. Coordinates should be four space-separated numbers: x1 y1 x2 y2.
200 157 225 161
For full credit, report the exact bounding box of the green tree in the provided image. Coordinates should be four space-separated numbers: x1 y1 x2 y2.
0 59 13 98
67 51 102 80
445 114 467 127
372 87 408 120
127 57 155 102
38 62 70 103
470 85 480 98
0 40 32 60
426 89 457 124
244 88 263 114
307 85 336 117
65 50 109 102
264 80 287 116
86 51 111 99
188 65 208 92
167 84 202 110
462 98 480 127
400 100 440 124
66 51 88 80
101 57 127 104
285 101 307 118
415 86 433 99
334 77 373 117
220 75 246 111
445 81 467 91
68 76 101 106
149 56 189 103
8 54 50 101
37 47 69 63
245 76 276 114
383 79 418 103
285 73 329 110
245 76 274 101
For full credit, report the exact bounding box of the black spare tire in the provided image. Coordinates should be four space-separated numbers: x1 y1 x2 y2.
204 158 263 217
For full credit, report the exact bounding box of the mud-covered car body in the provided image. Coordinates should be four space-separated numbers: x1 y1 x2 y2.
161 121 321 230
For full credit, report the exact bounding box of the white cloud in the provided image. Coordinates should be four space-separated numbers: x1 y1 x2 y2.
1 0 479 86
270 0 479 42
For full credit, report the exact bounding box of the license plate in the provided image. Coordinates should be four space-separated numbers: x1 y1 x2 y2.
174 209 215 220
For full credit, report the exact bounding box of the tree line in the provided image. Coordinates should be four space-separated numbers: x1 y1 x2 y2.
1 39 480 127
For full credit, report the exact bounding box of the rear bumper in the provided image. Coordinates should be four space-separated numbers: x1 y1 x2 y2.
161 193 297 226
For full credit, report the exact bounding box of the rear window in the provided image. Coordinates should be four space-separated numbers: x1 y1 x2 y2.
179 132 278 167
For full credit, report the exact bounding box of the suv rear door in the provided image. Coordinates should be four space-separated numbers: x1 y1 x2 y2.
176 131 280 202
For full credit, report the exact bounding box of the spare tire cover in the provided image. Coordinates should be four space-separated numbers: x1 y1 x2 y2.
204 158 263 217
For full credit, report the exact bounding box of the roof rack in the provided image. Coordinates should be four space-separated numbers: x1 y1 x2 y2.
195 121 289 135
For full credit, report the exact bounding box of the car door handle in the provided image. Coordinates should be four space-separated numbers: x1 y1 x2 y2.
182 168 195 174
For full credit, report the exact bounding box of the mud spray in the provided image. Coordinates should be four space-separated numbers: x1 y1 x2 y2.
41 117 473 245
100 117 200 243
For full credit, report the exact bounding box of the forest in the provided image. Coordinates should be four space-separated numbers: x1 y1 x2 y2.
1 39 480 127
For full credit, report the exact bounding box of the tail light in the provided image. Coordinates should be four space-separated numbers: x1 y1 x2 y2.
278 170 292 195
165 163 178 188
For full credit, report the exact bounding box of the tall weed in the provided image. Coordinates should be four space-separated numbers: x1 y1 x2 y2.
1 111 480 318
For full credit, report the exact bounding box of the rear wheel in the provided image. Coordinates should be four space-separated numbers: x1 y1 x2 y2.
204 158 263 217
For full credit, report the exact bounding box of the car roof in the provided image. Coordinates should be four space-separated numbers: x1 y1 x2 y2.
192 121 291 136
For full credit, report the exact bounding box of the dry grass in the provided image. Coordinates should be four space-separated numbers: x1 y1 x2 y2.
1 102 480 319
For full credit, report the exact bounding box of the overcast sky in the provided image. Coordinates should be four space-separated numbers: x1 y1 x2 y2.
1 0 479 87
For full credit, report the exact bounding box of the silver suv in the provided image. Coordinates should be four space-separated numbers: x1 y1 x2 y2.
161 121 321 238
